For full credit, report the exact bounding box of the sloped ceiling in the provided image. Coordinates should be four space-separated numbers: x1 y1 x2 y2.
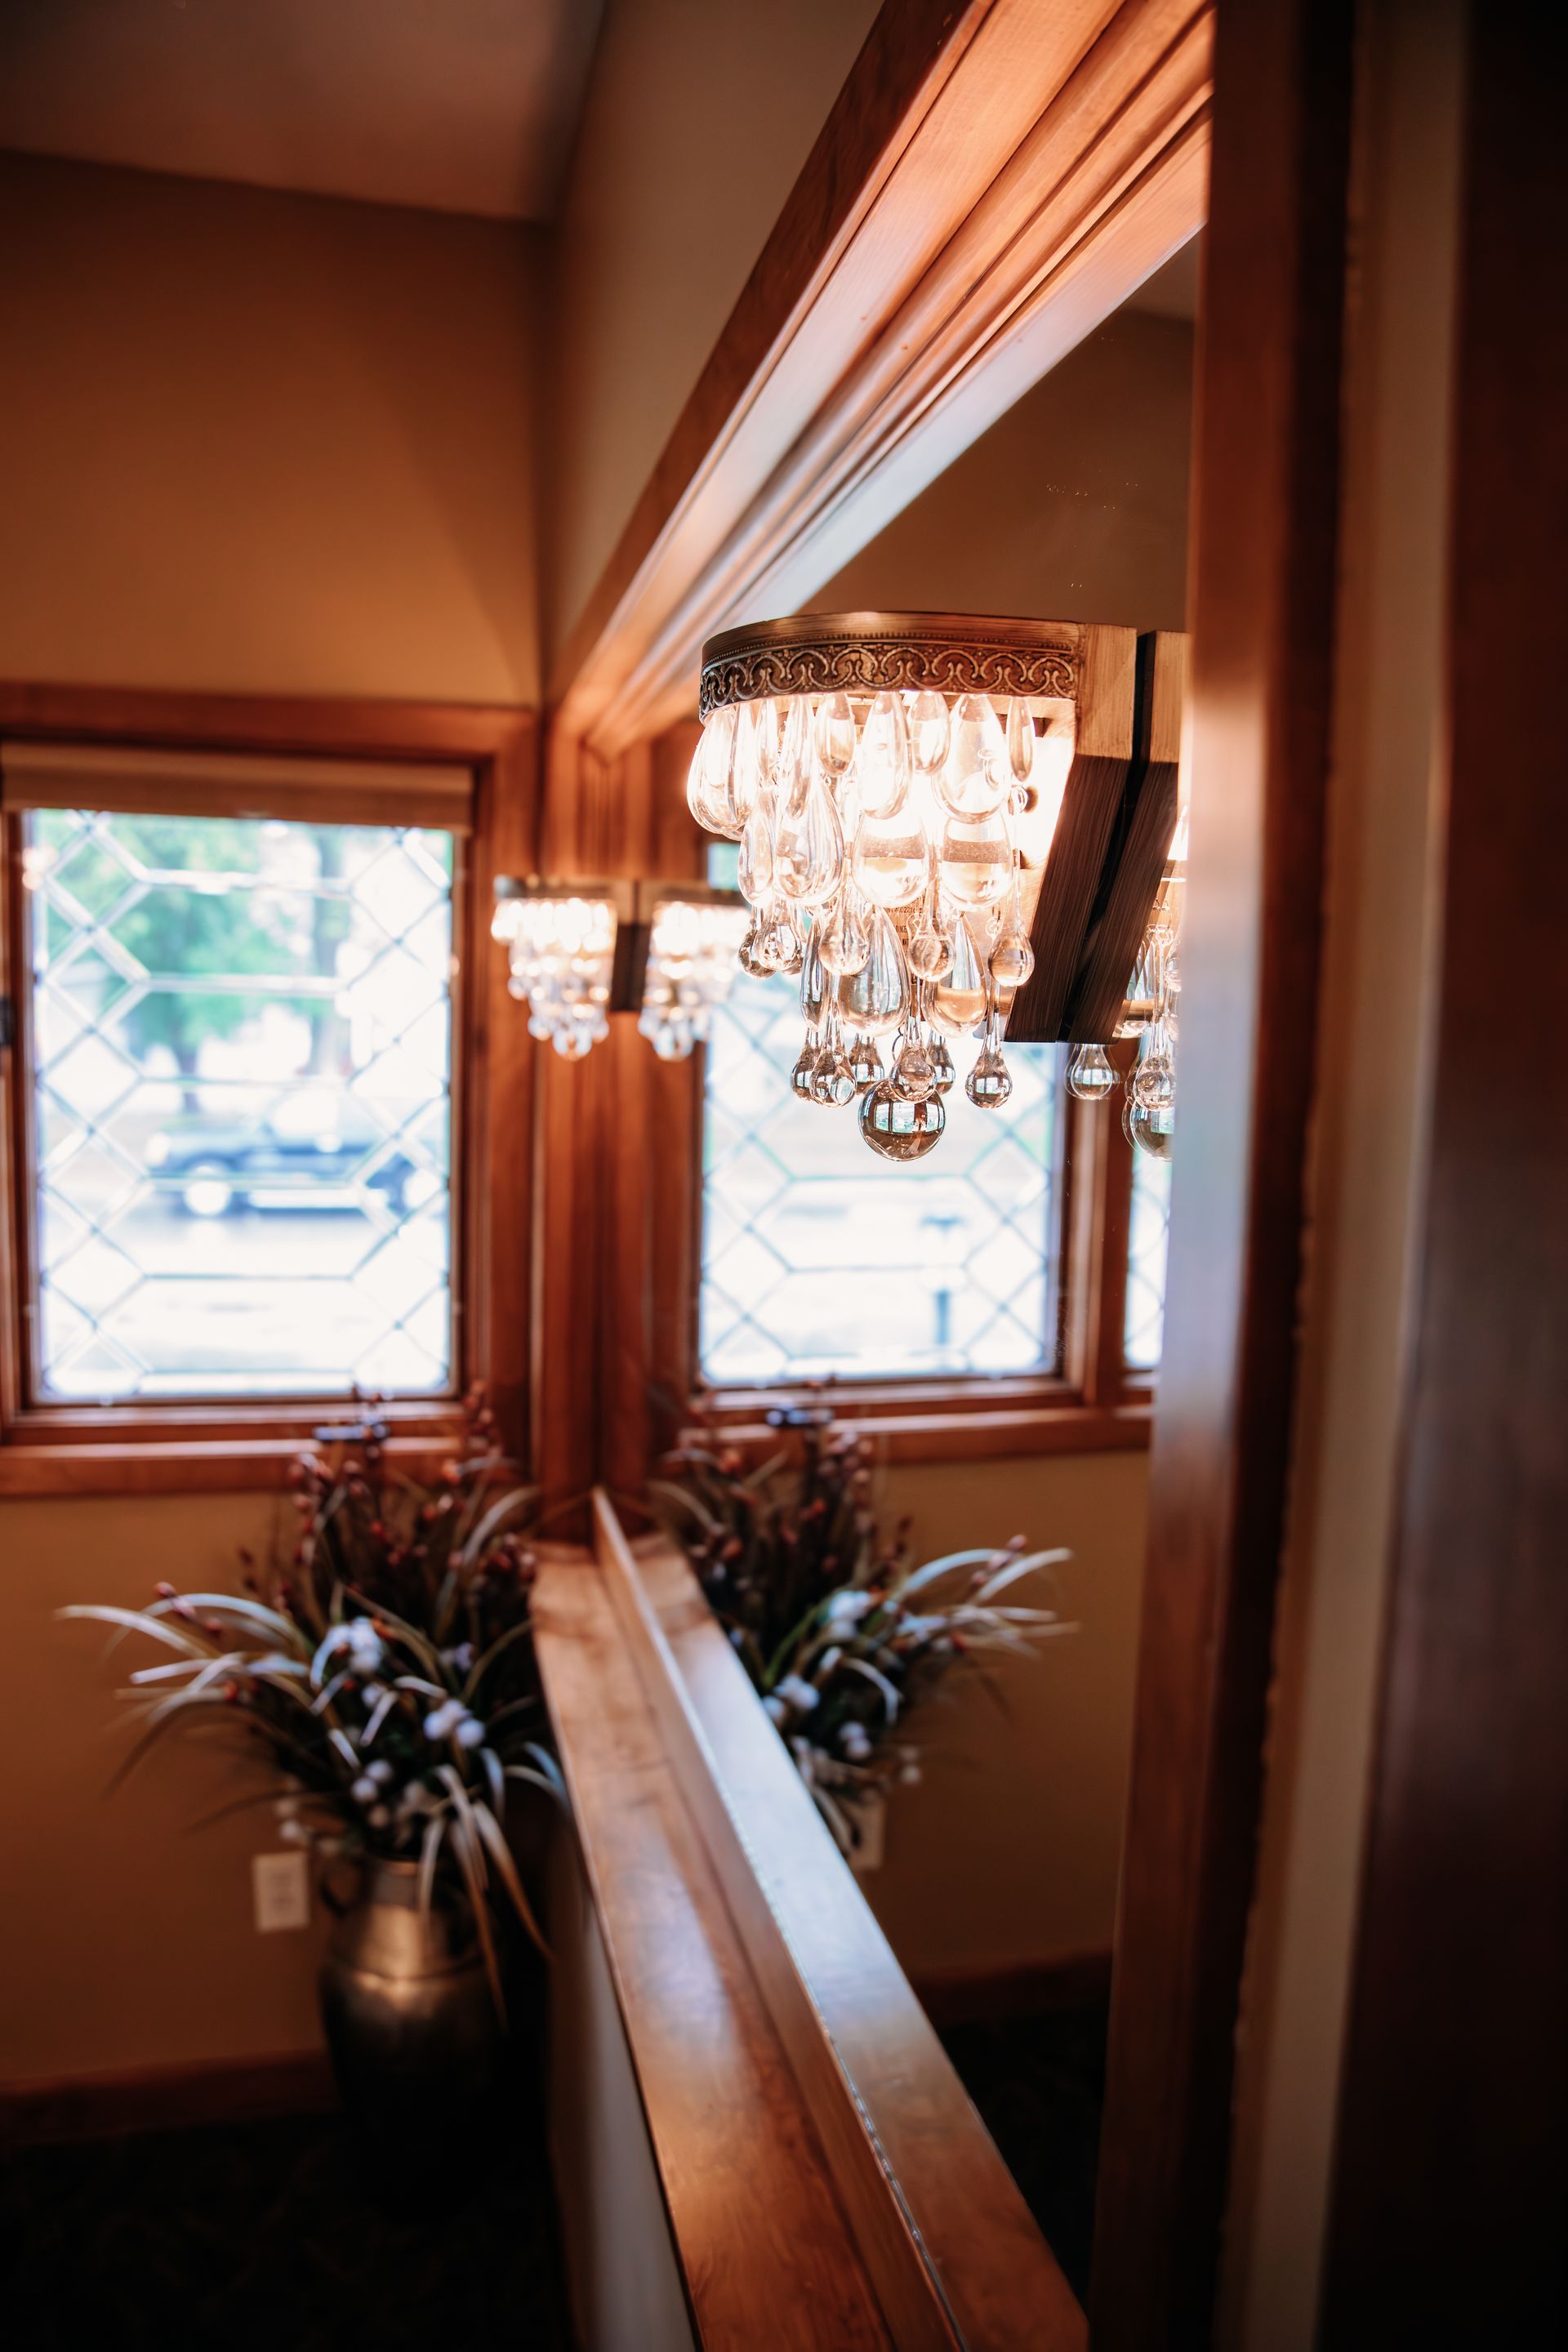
0 0 604 221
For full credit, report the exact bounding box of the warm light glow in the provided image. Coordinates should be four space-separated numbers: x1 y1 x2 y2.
688 666 1181 1160
639 898 751 1061
685 683 1050 1158
501 895 618 1061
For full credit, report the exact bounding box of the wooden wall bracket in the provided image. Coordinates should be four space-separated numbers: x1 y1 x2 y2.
1009 626 1187 1045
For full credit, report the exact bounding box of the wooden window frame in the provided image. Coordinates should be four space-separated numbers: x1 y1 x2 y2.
0 683 536 1496
688 1036 1156 1465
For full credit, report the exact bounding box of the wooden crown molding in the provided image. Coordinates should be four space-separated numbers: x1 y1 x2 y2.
552 0 1212 758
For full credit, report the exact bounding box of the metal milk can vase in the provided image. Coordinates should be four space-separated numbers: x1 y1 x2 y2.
319 1856 505 2159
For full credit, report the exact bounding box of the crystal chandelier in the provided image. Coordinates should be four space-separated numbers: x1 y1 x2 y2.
492 878 749 1061
688 612 1183 1160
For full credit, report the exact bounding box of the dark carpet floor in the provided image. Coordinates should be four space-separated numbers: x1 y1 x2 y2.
2 2010 1103 2345
939 1997 1110 2304
2 2105 569 2352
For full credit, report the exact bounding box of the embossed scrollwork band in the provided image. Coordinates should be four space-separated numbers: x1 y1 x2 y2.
697 613 1080 718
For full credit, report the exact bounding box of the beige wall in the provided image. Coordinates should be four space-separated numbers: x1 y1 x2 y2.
0 153 541 702
870 1451 1150 1976
546 0 880 656
0 1490 327 2082
0 150 545 2092
815 310 1194 633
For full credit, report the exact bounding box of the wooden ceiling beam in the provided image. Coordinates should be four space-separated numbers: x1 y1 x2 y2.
551 0 1212 757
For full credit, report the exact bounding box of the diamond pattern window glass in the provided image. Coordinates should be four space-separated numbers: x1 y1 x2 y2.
1123 1145 1172 1373
23 808 456 1401
700 973 1064 1384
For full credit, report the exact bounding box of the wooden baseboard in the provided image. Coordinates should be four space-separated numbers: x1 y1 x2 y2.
0 2047 336 2149
912 1949 1114 2029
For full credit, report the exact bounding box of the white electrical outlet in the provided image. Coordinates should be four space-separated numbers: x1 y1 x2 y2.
252 1849 311 1933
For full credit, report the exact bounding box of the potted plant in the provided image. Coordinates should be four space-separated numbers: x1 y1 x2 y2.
63 1390 559 2149
652 1406 1073 1859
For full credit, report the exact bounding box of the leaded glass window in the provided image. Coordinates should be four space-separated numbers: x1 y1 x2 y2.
1123 1143 1172 1373
22 808 456 1401
700 972 1065 1384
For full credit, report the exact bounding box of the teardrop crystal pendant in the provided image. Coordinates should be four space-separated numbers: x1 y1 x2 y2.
813 692 858 782
890 1029 938 1102
937 811 1013 906
927 915 990 1035
738 912 778 977
1132 1043 1177 1112
907 689 951 777
750 697 781 798
856 692 912 817
791 1040 818 1099
776 695 814 815
849 1034 885 1094
1006 697 1036 785
906 894 955 981
852 808 929 909
936 693 1009 817
1125 1094 1175 1160
1067 1042 1118 1101
688 704 741 834
990 928 1034 991
817 892 871 977
966 1040 1013 1109
800 924 829 1028
930 1037 957 1096
731 698 771 823
775 778 844 906
835 905 909 1037
737 800 775 904
768 914 804 975
809 1034 858 1107
860 1081 946 1160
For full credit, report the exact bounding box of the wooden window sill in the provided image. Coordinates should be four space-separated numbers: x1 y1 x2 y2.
686 1385 1153 1464
0 1423 461 1497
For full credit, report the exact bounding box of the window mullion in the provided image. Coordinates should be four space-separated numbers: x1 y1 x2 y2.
1062 1036 1136 1408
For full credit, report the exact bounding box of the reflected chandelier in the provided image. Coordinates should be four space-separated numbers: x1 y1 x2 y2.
492 877 749 1062
688 612 1185 1160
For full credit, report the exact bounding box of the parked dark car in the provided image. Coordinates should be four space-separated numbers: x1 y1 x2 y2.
145 1099 442 1218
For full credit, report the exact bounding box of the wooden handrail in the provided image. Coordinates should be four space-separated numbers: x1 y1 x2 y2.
534 1540 889 2349
535 1489 1086 2350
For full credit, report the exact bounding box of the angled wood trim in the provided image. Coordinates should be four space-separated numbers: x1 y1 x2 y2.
591 1493 1088 2351
553 0 1212 754
1089 3 1356 2345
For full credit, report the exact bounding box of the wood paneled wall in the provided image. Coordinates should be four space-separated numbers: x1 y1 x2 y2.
529 724 706 1527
